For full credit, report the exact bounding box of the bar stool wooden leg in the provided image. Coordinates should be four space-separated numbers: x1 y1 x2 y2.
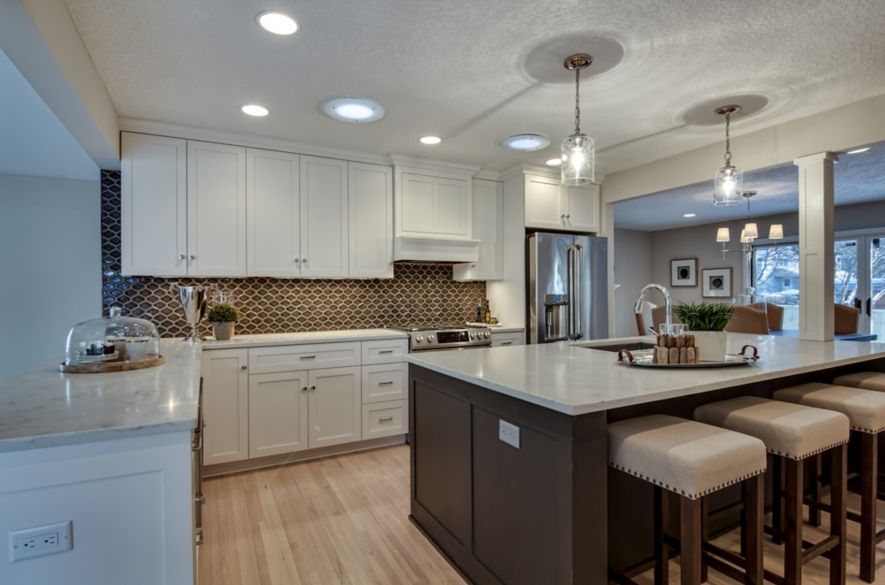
743 474 764 585
772 455 784 544
860 433 877 583
680 497 703 585
784 458 804 585
654 486 669 585
700 498 708 583
807 454 822 527
830 444 847 585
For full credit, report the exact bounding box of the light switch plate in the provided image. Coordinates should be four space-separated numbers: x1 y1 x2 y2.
499 419 520 449
9 521 72 562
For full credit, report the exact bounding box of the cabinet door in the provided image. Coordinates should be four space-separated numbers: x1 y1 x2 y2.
348 162 393 278
308 366 361 448
491 331 525 347
524 175 565 230
400 173 470 237
187 141 247 276
249 371 309 458
202 349 249 465
120 133 187 276
564 183 599 232
246 148 301 277
300 156 349 277
454 179 502 281
361 363 408 403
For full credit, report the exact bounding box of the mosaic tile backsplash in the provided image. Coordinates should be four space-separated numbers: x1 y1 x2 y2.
101 171 486 337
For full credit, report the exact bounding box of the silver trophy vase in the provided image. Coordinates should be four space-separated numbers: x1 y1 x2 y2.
178 286 209 342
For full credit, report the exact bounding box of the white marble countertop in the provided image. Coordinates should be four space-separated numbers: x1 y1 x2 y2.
406 334 885 415
0 340 201 452
202 328 408 349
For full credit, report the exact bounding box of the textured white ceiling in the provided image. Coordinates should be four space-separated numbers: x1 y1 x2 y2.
64 0 885 175
0 49 98 181
614 141 885 231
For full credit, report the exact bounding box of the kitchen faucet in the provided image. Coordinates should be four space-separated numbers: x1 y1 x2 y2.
634 283 672 335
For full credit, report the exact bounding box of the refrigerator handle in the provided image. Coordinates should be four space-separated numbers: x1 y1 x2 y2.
573 244 583 340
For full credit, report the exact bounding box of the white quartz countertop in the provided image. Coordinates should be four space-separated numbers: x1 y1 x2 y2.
0 340 201 452
406 334 885 415
202 328 408 349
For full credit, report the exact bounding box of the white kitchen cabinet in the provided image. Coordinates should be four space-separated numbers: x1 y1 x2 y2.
398 172 470 237
491 330 525 347
120 133 187 276
248 371 309 458
248 342 362 374
524 174 599 233
348 162 393 278
246 148 301 277
454 179 503 281
187 141 247 276
362 400 408 439
300 156 349 277
308 366 362 448
361 338 409 365
202 349 249 465
361 363 407 403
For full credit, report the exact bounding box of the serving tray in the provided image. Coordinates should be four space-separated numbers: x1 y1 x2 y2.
617 345 759 369
60 354 165 373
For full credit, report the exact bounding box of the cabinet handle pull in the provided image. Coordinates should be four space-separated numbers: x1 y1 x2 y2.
195 495 206 505
500 341 513 345
241 365 248 370
378 381 394 386
378 416 394 422
378 350 394 354
300 355 316 360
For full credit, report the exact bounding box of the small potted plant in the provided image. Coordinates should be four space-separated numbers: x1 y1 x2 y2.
207 303 239 341
674 302 734 361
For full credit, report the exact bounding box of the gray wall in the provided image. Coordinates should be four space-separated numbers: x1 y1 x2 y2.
613 229 652 337
0 173 101 381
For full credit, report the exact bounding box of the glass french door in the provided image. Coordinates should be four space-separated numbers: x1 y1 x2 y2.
835 235 885 336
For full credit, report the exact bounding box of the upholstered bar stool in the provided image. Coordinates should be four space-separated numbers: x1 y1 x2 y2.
608 415 768 585
833 371 885 392
694 397 850 585
773 383 885 582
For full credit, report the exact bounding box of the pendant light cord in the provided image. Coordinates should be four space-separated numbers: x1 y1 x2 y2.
724 111 732 167
574 68 581 134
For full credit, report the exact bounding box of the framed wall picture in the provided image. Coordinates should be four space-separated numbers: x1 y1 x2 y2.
670 258 698 287
702 267 733 298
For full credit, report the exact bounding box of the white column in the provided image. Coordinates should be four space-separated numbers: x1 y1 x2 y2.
794 152 837 341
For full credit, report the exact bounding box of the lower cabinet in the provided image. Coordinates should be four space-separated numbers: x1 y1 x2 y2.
308 366 362 448
202 349 249 465
362 400 408 439
249 370 309 458
491 330 525 347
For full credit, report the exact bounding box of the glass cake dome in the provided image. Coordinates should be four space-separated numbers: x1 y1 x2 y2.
64 307 160 366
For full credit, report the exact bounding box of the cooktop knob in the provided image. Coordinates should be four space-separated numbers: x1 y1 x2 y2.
428 335 435 342
416 336 424 343
483 332 490 339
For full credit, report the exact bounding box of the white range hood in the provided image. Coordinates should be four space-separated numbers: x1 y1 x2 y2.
391 155 481 263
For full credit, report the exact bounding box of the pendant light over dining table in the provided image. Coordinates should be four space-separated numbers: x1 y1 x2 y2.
561 53 595 185
713 105 743 205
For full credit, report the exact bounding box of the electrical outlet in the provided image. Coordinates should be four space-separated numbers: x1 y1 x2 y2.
499 419 520 449
9 521 72 562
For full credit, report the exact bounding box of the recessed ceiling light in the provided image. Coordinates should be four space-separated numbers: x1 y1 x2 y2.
847 147 871 155
545 158 562 166
420 136 442 145
256 11 298 35
500 133 550 152
683 213 696 218
241 104 269 117
322 97 385 123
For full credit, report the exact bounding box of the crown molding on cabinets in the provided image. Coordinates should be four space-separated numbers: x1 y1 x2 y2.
388 154 480 180
118 118 392 166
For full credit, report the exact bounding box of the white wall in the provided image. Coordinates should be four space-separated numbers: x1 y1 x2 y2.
0 173 101 380
613 229 651 337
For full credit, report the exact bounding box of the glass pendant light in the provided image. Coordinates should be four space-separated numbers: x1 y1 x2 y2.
561 54 595 185
713 105 743 206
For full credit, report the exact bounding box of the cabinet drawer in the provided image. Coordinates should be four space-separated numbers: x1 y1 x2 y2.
362 400 408 439
362 338 409 364
362 363 407 403
491 331 524 347
248 342 361 374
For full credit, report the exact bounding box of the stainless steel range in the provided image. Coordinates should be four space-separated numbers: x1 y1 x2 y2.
393 323 491 352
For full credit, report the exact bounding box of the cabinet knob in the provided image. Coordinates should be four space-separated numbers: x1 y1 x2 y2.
294 258 301 263
301 386 308 392
240 365 247 370
178 254 186 261
302 258 308 263
189 254 196 261
310 385 317 391
566 214 571 219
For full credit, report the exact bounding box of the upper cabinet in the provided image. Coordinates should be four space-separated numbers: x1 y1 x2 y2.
187 141 247 276
121 133 187 276
121 133 395 279
300 156 349 278
392 156 480 262
348 162 394 278
246 148 301 277
453 179 503 281
524 173 599 233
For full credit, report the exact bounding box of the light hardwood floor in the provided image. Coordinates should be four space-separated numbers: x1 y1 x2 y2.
200 445 885 585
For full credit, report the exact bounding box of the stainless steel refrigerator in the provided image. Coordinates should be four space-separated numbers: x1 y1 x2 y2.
527 232 608 343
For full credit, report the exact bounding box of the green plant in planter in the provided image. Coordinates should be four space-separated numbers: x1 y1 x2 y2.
207 303 239 323
674 302 734 332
